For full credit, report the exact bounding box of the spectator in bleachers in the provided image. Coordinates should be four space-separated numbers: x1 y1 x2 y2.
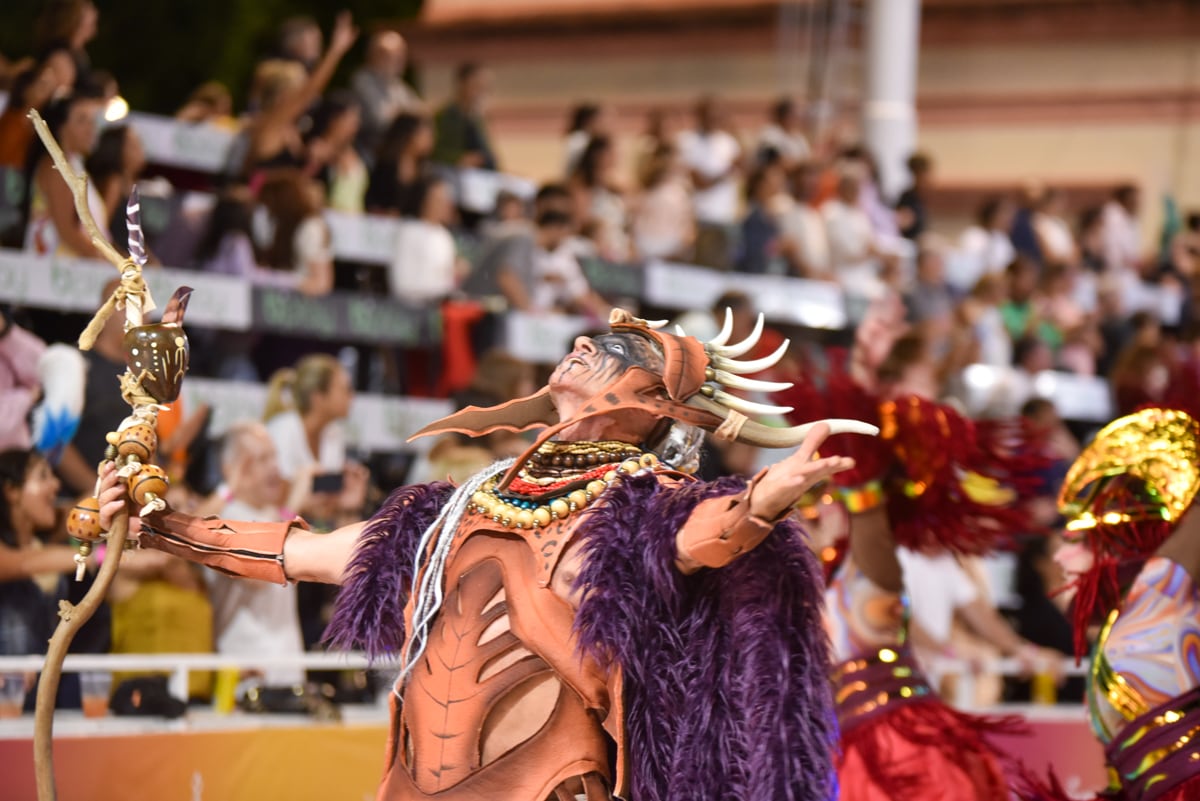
569 134 629 260
365 112 433 217
275 16 323 74
208 421 308 690
755 97 810 169
907 241 956 357
735 162 784 275
630 143 694 262
193 185 304 291
243 13 358 181
86 125 146 245
262 354 367 528
107 520 213 702
1009 182 1045 265
1111 340 1169 415
1037 263 1087 348
562 102 609 178
57 279 127 494
465 183 604 315
389 175 465 305
823 169 896 311
953 195 1016 292
23 89 108 259
33 0 97 91
1170 211 1200 279
257 169 335 297
175 81 236 129
778 163 832 279
1000 256 1057 347
632 107 671 189
351 30 422 160
0 63 59 170
1032 187 1078 269
432 62 498 171
1101 183 1142 275
0 448 88 658
305 91 367 214
957 274 1012 369
1077 205 1107 274
895 152 932 241
678 95 742 269
0 310 46 451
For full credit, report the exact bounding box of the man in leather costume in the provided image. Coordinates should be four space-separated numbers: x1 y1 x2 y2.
98 309 874 801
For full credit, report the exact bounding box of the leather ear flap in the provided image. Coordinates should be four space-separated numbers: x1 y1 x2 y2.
407 387 559 442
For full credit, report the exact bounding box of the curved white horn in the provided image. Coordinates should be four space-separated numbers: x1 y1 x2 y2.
709 388 793 417
707 308 734 347
687 395 880 448
711 313 764 359
675 324 688 337
709 370 793 393
644 318 668 329
711 339 790 374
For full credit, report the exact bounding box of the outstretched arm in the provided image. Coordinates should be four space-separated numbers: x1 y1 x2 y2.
98 462 362 586
675 423 854 573
283 521 364 584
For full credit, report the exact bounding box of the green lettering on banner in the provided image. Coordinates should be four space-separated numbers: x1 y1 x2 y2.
0 255 30 300
345 297 439 346
581 258 644 300
256 289 340 339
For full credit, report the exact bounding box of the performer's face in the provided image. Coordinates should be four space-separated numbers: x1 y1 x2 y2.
549 333 662 416
1053 535 1095 582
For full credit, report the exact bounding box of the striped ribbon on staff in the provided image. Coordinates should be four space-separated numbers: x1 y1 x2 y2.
126 185 146 266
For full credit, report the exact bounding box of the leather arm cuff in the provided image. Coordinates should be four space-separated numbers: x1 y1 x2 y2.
139 511 305 586
676 470 785 571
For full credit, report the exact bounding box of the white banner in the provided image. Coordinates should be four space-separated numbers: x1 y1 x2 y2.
0 249 252 329
324 209 400 266
643 261 848 329
181 377 454 454
127 113 236 174
503 311 592 364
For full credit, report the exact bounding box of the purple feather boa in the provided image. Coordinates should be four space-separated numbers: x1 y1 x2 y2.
323 482 454 657
323 474 835 800
573 474 836 801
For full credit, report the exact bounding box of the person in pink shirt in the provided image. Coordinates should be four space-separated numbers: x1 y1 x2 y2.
0 311 46 452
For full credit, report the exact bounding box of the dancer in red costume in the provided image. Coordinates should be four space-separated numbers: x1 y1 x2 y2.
783 297 1054 801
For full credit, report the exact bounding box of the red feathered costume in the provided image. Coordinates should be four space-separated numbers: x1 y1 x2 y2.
782 352 1039 801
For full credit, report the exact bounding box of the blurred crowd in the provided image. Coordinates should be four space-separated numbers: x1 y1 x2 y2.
1 0 1198 712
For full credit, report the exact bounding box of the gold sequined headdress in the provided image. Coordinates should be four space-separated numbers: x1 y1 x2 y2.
1057 407 1200 658
1059 407 1200 534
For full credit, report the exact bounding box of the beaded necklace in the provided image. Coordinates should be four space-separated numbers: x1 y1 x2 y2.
471 441 659 530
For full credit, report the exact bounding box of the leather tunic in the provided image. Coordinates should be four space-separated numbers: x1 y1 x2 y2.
377 510 618 801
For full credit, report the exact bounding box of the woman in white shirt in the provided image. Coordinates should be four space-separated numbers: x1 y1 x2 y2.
24 92 109 258
256 169 335 296
262 353 366 528
1033 187 1079 268
389 176 465 305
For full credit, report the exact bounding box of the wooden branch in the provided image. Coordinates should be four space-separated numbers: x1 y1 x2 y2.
34 513 130 801
27 109 127 271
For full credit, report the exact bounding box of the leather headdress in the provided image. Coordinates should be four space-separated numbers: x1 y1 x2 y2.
409 308 877 480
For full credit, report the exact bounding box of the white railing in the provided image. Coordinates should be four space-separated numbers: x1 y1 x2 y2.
0 652 1089 713
926 656 1092 712
0 652 397 708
